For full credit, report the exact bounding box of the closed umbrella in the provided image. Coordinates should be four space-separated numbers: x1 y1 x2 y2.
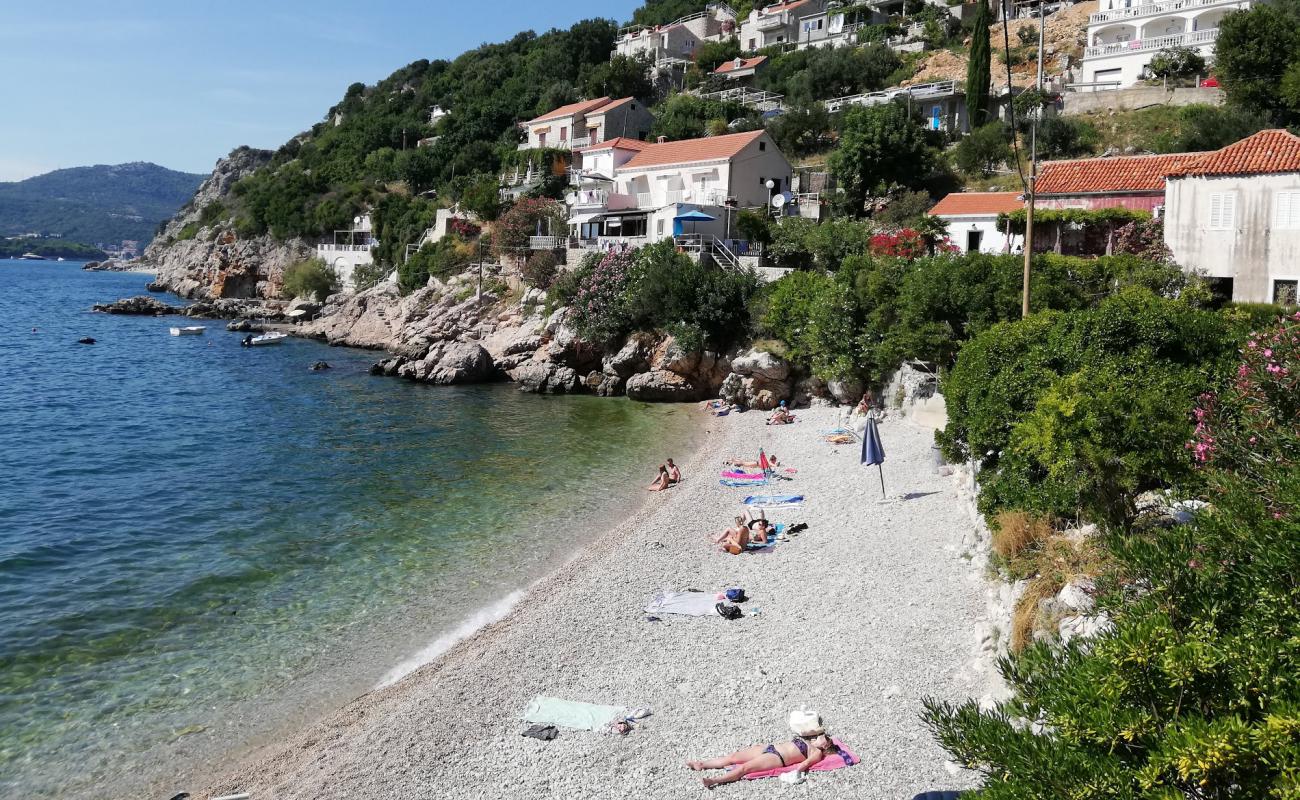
860 414 886 499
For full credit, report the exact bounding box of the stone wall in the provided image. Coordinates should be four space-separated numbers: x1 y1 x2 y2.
1061 85 1224 116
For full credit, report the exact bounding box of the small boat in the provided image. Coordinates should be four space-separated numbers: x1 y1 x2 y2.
169 326 207 336
243 331 288 347
19 252 47 260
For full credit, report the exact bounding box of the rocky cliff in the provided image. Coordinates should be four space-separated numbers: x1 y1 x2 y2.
140 147 312 301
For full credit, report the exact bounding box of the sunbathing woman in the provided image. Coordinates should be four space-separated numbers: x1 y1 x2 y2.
767 402 795 425
712 517 750 554
647 465 672 492
727 454 778 468
687 731 839 788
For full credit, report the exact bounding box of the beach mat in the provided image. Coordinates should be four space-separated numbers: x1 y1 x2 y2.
720 478 767 488
743 494 804 509
741 739 859 780
744 523 784 553
522 696 624 731
644 591 719 617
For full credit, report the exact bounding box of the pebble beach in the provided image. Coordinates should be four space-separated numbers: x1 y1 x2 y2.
199 405 999 799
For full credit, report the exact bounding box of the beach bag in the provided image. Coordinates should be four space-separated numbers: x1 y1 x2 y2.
725 588 747 603
715 602 743 620
789 707 823 737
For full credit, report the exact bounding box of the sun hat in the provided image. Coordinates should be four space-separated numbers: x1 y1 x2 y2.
788 707 824 737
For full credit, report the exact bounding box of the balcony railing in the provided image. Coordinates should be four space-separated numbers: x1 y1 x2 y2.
571 189 610 208
1090 0 1231 24
317 243 375 252
755 15 787 30
823 80 957 113
1084 27 1217 57
566 136 591 149
636 192 653 207
529 235 566 250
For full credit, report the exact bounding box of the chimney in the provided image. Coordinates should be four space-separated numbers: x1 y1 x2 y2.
657 135 667 144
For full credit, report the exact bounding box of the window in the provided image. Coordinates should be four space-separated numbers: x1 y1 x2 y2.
1275 279 1299 305
749 38 756 49
1275 192 1300 229
656 219 665 236
1209 192 1237 230
559 126 567 141
759 141 766 151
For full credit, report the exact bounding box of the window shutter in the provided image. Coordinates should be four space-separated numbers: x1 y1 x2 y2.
1209 194 1222 229
1276 192 1300 229
1222 192 1237 229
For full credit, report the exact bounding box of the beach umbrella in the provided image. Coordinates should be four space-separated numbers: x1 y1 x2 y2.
860 414 886 499
759 447 771 484
673 208 716 236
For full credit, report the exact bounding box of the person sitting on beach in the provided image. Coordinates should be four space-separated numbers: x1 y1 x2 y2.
647 465 672 492
666 459 681 484
713 516 751 554
687 730 840 788
747 518 772 545
854 390 874 416
767 402 795 425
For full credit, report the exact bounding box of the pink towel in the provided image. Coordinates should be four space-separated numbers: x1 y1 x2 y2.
740 740 859 780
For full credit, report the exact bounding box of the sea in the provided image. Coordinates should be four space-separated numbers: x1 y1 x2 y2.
0 259 698 798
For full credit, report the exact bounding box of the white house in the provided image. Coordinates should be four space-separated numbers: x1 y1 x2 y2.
613 4 737 64
929 192 1026 253
1081 0 1254 89
712 55 768 81
316 213 377 292
1164 129 1300 304
519 97 654 150
558 130 792 254
739 0 828 51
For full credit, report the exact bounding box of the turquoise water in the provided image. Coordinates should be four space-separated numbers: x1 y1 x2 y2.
0 260 697 798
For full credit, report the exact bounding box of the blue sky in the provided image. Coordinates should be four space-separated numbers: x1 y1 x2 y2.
0 0 644 181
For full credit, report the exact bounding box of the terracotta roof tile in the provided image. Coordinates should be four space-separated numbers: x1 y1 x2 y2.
760 0 811 13
930 191 1024 216
527 97 611 124
586 97 636 116
620 130 768 170
576 137 650 153
1167 129 1300 177
1036 152 1206 195
714 56 768 74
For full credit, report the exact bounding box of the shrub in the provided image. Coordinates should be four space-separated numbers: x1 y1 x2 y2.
493 197 566 258
873 190 934 226
1113 217 1172 263
399 236 471 294
868 228 931 260
924 311 1300 798
523 250 560 289
570 249 635 343
954 122 1012 176
1034 116 1100 158
1146 45 1206 81
623 241 760 350
761 269 864 381
282 258 339 301
990 511 1053 561
352 261 390 292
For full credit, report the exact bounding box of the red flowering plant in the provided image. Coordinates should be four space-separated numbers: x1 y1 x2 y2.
868 227 954 260
1189 310 1300 517
447 217 481 240
570 249 634 344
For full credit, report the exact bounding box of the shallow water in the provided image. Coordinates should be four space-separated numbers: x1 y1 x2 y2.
0 260 697 798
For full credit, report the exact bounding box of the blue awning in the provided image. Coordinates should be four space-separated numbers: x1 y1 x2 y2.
673 209 716 222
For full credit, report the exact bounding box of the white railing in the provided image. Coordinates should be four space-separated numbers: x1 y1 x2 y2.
529 236 566 250
755 14 787 30
696 86 786 110
317 243 375 252
637 192 653 208
1084 27 1217 57
571 189 610 208
1090 0 1230 23
566 136 591 149
823 80 957 113
665 189 686 204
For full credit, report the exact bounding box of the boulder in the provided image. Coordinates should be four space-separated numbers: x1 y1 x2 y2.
625 370 702 402
828 377 865 405
145 281 166 293
369 356 406 376
398 341 494 385
603 335 652 379
731 350 791 383
91 296 182 315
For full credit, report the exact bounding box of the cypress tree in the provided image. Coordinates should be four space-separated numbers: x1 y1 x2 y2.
966 0 992 127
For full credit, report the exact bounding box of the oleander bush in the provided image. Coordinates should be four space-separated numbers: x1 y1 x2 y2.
925 311 1300 798
282 258 339 301
522 251 560 289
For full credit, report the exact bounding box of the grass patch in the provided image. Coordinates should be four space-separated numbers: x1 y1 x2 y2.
750 338 790 358
991 511 1053 564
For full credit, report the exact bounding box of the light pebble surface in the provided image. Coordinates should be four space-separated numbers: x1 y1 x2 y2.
198 406 996 800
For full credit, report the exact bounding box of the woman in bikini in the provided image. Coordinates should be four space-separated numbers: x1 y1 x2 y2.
687 731 839 788
647 465 671 492
712 516 751 554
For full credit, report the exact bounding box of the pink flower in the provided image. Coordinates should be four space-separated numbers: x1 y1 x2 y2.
1264 348 1273 358
1274 511 1283 520
1248 340 1259 349
1249 436 1257 444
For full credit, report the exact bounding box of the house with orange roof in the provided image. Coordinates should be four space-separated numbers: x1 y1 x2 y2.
1164 129 1300 304
739 0 828 52
929 192 1025 254
519 97 653 151
557 130 792 251
613 5 737 65
713 56 768 82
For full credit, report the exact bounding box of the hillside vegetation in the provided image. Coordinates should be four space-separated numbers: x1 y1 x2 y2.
0 162 204 247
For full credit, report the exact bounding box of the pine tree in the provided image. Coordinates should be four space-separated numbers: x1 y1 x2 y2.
966 0 993 128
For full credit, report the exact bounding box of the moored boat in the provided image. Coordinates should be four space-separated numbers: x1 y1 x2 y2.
243 331 288 347
169 326 206 336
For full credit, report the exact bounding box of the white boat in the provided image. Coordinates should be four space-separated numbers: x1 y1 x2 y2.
169 326 207 336
245 331 288 347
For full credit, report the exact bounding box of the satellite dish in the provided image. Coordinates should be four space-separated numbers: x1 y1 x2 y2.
771 193 789 208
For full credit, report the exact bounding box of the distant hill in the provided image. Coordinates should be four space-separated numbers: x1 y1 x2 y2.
0 162 205 248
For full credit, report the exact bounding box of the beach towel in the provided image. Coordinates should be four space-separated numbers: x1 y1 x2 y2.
644 591 719 617
743 495 804 509
720 478 767 487
741 739 859 780
722 470 767 480
522 696 625 731
741 523 784 554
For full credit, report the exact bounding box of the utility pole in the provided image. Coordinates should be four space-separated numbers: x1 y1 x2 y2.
1022 0 1045 318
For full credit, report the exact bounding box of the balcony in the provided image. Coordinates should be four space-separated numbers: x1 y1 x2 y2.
1090 0 1232 24
566 136 591 149
571 189 610 209
1084 27 1217 57
755 14 786 30
528 235 566 250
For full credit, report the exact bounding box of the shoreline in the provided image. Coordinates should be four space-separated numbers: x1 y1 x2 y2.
191 406 999 800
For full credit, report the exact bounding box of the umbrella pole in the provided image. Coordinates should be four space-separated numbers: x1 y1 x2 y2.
877 465 886 499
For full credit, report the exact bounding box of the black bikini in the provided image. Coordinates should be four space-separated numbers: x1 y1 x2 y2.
762 737 809 766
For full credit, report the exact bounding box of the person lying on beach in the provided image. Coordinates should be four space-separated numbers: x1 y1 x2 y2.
727 454 778 468
666 459 681 484
647 465 672 492
747 518 772 544
687 731 840 788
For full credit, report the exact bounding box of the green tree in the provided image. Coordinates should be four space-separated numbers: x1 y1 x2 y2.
651 93 750 140
581 55 655 103
766 104 830 157
1145 45 1206 81
966 0 993 127
282 258 340 301
828 101 936 214
694 38 742 72
459 175 503 222
1215 0 1300 121
954 122 1012 176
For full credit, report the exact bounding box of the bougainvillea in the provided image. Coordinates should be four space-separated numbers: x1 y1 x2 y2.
447 217 481 240
492 197 566 257
1114 217 1173 264
868 228 944 260
569 248 634 344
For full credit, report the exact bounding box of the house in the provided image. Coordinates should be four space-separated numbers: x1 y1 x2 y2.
1081 0 1255 90
613 4 737 64
519 97 653 150
929 192 1026 253
795 3 882 49
824 80 970 134
316 214 377 292
1164 129 1300 304
739 0 828 51
558 130 792 254
712 55 768 82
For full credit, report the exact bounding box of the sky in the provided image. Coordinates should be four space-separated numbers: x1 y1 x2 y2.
0 0 644 182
